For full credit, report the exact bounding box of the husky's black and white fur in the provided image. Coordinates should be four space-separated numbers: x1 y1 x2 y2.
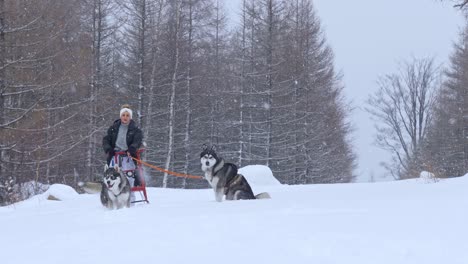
200 145 270 202
100 164 131 209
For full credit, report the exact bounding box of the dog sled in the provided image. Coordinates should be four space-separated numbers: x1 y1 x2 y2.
111 149 149 204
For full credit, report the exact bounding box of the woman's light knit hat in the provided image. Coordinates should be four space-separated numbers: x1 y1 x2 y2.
120 104 133 119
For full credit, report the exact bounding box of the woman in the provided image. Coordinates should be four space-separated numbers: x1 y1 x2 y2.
102 104 143 185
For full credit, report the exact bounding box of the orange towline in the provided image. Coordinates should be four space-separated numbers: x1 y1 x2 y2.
131 157 204 180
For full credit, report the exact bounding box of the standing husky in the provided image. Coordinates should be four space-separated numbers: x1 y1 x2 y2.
200 145 270 202
100 164 131 209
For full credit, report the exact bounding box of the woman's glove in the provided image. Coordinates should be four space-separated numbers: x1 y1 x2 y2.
128 146 137 157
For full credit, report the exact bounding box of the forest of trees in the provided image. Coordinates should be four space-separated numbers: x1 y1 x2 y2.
0 0 356 205
366 2 468 180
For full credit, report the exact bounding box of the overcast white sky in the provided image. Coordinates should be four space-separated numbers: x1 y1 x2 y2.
224 0 465 182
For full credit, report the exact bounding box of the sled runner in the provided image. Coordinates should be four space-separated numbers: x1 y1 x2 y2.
111 149 149 204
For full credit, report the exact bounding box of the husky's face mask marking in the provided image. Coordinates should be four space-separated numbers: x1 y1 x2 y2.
200 145 218 172
104 168 121 189
200 153 217 171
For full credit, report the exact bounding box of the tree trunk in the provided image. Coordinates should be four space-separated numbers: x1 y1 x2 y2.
0 0 5 178
183 0 194 188
137 0 146 129
238 0 247 167
144 0 164 146
265 0 273 167
163 0 181 188
87 0 102 180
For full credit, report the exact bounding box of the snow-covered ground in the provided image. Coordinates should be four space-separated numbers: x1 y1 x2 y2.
1 166 467 264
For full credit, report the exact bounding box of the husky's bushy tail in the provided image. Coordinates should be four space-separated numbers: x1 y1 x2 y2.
255 192 271 199
77 181 102 194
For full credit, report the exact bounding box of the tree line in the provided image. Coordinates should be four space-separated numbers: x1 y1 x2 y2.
0 0 356 205
366 3 468 180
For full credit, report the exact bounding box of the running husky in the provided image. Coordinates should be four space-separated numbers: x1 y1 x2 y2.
200 145 271 202
100 164 131 209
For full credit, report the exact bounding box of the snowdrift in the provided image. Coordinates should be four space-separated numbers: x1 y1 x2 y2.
44 184 80 201
239 164 282 187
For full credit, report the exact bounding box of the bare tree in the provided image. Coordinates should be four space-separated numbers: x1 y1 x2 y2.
181 0 194 189
239 0 286 166
82 0 121 180
0 0 6 183
366 57 439 179
121 0 153 127
144 0 166 160
163 0 181 188
440 0 468 8
456 0 468 8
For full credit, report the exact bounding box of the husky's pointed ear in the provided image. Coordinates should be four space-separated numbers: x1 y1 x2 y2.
202 144 208 151
114 164 120 173
104 164 109 172
211 145 216 152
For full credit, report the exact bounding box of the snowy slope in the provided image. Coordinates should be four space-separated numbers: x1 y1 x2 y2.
1 169 467 264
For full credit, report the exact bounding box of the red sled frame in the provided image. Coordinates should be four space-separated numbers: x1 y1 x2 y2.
113 149 149 204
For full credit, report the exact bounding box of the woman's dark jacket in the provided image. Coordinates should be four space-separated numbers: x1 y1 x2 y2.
102 119 143 164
